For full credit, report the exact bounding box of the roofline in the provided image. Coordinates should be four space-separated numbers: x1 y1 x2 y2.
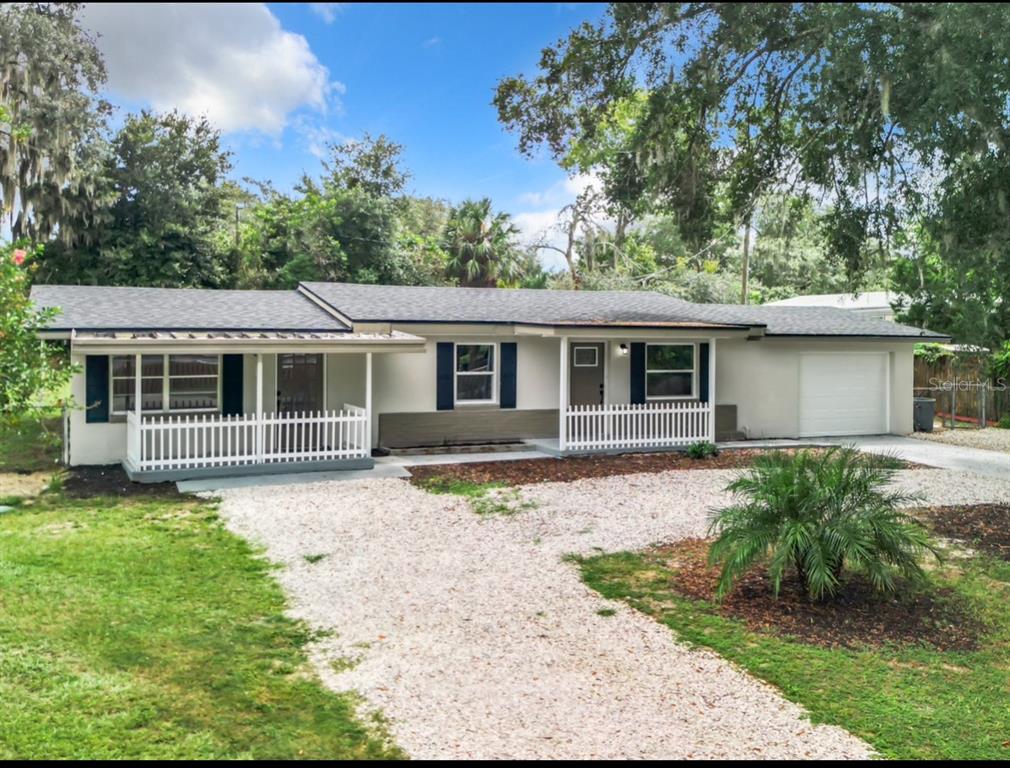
44 326 351 334
296 282 754 331
763 332 951 341
343 318 757 331
296 283 355 326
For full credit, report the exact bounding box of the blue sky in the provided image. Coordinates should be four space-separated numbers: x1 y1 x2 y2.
82 2 607 242
259 3 606 203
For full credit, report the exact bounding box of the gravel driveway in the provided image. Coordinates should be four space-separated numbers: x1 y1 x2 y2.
216 467 1010 760
912 426 1010 455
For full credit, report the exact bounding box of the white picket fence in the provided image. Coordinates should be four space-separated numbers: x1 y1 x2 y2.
563 401 712 451
126 405 369 473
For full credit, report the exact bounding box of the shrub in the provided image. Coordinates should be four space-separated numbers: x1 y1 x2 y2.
991 341 1010 383
708 447 939 601
999 414 1010 430
914 342 954 365
1 241 77 424
686 440 719 460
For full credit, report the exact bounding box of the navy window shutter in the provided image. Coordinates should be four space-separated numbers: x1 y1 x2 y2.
698 343 710 403
436 342 455 410
630 343 646 404
85 355 109 423
222 354 244 416
500 343 517 408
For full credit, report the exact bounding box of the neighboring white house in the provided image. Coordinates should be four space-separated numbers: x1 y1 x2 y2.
31 282 946 482
766 291 907 322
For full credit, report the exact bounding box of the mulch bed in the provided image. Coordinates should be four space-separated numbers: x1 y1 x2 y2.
651 539 982 651
923 504 1010 560
407 448 923 488
61 465 184 499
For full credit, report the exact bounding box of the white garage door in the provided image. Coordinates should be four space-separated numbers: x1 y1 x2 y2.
799 353 888 437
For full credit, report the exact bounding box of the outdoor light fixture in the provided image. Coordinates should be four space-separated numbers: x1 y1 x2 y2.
618 343 629 356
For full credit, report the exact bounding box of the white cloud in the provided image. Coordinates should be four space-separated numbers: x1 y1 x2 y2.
81 3 340 136
293 118 349 160
423 36 442 48
309 3 343 24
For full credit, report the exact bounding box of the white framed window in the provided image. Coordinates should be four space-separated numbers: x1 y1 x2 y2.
111 354 221 414
455 343 496 404
111 355 164 413
572 346 599 367
645 343 696 400
168 355 220 411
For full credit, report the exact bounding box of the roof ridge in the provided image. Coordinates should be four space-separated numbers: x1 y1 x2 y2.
297 280 686 301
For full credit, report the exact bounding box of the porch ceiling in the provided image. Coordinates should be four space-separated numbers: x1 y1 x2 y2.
68 328 427 355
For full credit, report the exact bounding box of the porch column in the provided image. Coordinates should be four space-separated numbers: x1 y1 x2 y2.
134 353 142 421
559 336 569 451
133 352 142 466
255 353 264 462
708 337 717 442
365 352 373 450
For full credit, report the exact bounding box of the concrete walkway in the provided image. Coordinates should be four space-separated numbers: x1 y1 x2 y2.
177 448 556 493
723 434 1010 480
375 448 557 467
178 433 1009 493
832 435 1010 480
176 462 410 493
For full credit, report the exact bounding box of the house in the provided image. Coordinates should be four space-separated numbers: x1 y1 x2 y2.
31 282 947 482
765 291 907 322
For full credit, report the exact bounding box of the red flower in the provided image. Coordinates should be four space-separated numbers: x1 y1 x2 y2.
12 249 27 266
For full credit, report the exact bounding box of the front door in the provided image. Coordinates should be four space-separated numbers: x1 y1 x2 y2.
277 353 324 413
569 343 605 406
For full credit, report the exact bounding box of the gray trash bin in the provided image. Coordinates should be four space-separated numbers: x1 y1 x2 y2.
913 397 936 432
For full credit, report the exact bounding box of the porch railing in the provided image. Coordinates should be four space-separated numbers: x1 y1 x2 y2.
564 401 712 452
126 406 369 473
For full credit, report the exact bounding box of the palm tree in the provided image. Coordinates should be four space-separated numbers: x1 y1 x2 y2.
443 198 523 287
708 447 940 601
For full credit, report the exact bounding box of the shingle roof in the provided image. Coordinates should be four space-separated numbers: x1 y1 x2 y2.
30 285 349 332
30 281 948 340
298 282 743 328
685 303 944 338
300 282 946 339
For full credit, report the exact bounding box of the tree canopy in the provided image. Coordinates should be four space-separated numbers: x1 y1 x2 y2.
37 111 235 287
495 2 1010 341
1 2 109 242
10 3 1010 348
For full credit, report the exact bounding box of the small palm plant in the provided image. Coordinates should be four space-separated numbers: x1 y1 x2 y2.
708 447 940 601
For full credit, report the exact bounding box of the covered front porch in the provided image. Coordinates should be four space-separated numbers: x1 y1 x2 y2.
69 329 424 482
538 329 723 455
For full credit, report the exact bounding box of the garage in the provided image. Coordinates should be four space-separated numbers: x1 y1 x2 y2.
798 352 889 437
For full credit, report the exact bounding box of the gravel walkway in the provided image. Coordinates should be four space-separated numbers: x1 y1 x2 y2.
215 467 1010 760
912 427 1010 455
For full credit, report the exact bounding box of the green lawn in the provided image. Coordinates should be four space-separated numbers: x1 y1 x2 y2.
578 549 1010 760
0 423 401 759
0 413 63 473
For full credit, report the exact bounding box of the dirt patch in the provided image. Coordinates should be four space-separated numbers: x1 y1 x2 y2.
61 465 185 499
0 471 53 498
923 504 1010 560
408 448 922 488
651 539 983 651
